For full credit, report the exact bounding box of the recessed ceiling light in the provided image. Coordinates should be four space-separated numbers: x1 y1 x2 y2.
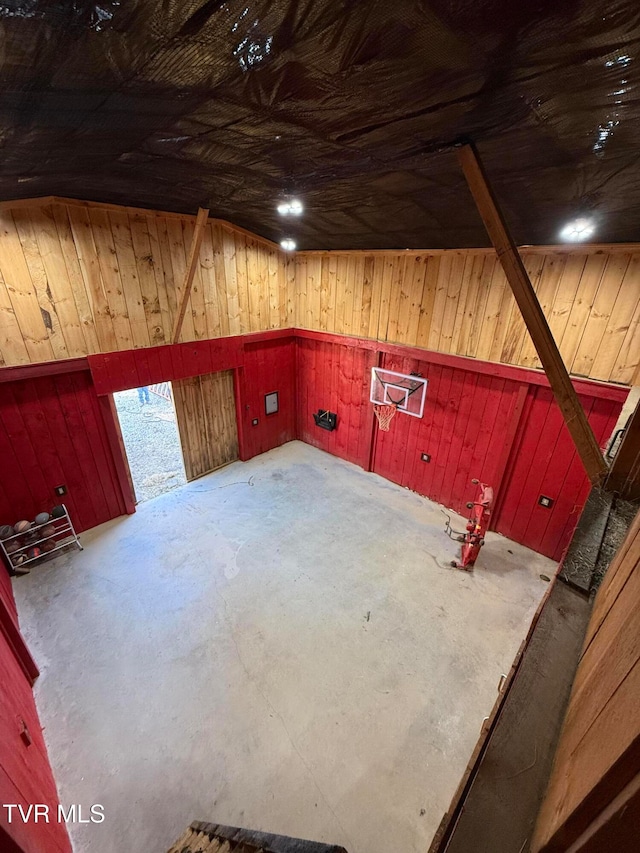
280 238 296 251
277 199 303 216
560 217 596 242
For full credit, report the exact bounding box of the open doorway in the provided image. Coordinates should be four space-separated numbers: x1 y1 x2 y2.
113 383 187 503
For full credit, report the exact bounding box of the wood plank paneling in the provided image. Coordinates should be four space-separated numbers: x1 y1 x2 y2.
0 200 288 366
0 628 72 853
1 198 639 385
295 334 625 560
293 249 640 384
0 371 128 533
295 338 375 469
532 509 640 852
492 388 620 560
240 339 296 459
173 370 238 481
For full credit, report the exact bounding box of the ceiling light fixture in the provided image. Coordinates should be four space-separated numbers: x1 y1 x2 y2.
280 238 296 251
277 199 303 216
559 217 596 242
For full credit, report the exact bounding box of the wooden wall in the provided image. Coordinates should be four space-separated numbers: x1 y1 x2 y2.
0 198 293 366
293 250 640 385
296 337 377 470
532 509 640 851
86 332 297 465
1 197 639 388
173 370 238 481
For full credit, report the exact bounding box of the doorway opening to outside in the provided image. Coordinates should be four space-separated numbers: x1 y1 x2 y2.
113 383 187 503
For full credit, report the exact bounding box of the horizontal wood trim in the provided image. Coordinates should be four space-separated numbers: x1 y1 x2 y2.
1 328 626 403
297 244 640 256
293 329 629 401
294 248 640 385
0 357 89 383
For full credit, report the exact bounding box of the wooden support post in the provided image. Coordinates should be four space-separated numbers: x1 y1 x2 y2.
457 143 607 485
172 207 209 343
606 398 640 500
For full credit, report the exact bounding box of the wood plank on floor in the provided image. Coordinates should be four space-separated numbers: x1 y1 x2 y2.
167 821 349 853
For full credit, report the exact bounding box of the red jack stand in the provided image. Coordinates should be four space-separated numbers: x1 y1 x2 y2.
444 479 494 571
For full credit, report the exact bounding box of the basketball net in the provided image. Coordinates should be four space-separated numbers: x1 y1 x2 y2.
373 403 398 431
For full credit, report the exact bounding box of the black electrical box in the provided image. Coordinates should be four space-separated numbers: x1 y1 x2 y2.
313 410 337 431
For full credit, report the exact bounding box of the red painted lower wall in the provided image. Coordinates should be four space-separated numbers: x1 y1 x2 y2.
295 335 625 561
0 629 72 853
492 386 620 560
0 328 628 853
372 352 523 511
240 338 296 459
0 371 128 535
296 337 377 469
87 332 296 463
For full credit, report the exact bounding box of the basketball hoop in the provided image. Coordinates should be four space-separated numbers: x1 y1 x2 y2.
373 403 398 431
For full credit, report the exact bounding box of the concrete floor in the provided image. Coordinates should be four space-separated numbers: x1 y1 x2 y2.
14 442 555 853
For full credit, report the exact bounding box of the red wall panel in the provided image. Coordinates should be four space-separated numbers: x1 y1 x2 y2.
240 338 296 459
492 388 622 561
88 336 245 395
373 352 521 516
294 334 626 561
0 629 71 853
295 338 376 469
88 334 296 464
0 372 127 535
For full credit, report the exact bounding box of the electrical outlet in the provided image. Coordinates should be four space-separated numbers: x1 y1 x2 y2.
252 418 259 426
421 453 431 463
54 485 67 496
538 495 554 508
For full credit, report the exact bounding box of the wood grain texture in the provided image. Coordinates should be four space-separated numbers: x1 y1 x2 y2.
293 249 640 384
532 508 640 851
295 333 624 560
173 370 238 480
172 207 209 343
0 201 289 365
0 371 128 534
0 630 72 853
1 199 639 385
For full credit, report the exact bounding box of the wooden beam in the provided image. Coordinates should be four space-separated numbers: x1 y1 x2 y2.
172 207 209 343
606 398 640 500
457 142 608 485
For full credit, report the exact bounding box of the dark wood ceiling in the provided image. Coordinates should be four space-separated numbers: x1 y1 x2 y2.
1 0 639 249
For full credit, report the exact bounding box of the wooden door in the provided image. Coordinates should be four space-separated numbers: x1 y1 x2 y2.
172 370 239 481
